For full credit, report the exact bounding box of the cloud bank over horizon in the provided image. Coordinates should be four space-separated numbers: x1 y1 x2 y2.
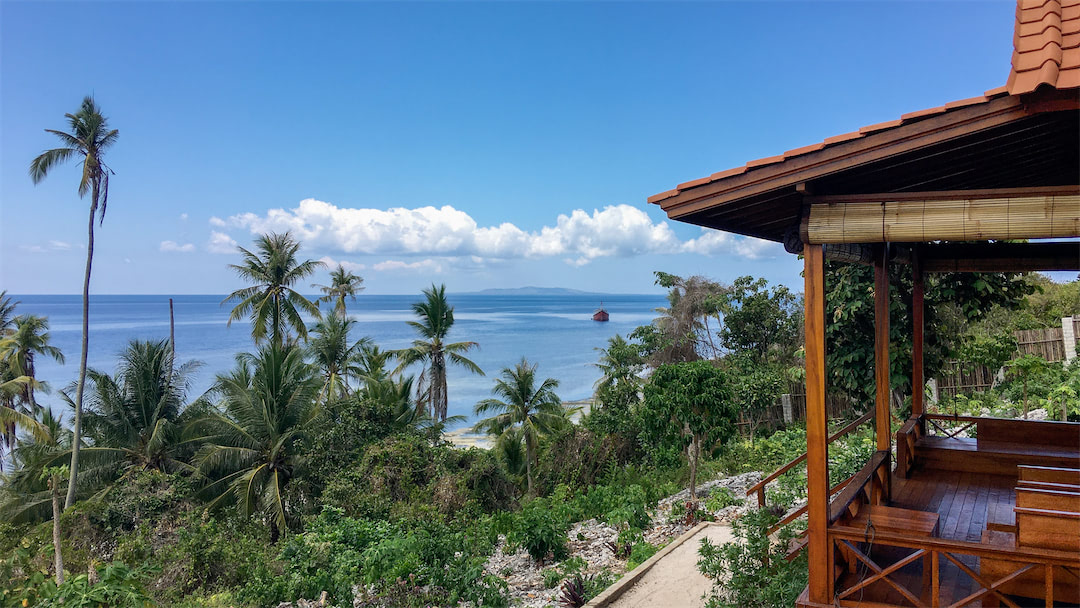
207 198 780 267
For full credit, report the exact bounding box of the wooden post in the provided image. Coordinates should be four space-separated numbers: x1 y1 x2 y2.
804 244 831 604
874 245 891 453
912 250 925 418
874 245 892 502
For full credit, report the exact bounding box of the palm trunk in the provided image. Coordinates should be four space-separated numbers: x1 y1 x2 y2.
525 435 535 497
51 473 64 583
66 190 97 509
272 294 282 348
433 353 446 421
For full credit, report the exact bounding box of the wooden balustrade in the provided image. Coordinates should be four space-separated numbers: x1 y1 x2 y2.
829 450 891 524
895 416 924 478
745 410 874 508
829 525 1080 608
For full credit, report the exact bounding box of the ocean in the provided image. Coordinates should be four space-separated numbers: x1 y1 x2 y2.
7 294 667 426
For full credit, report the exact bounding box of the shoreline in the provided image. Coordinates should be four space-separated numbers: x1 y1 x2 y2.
444 398 593 449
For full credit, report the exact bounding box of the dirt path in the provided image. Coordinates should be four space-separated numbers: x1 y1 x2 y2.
599 523 734 608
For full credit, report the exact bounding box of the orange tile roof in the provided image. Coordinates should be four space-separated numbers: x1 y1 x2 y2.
648 0 1080 207
1008 0 1080 93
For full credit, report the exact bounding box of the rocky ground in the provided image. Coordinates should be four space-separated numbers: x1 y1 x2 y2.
482 472 762 608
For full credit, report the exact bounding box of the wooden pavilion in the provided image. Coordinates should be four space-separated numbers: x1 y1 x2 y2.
649 1 1080 606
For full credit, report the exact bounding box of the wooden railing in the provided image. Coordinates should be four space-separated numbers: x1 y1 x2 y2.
829 525 1080 607
829 450 891 524
923 413 979 438
896 416 925 478
745 411 874 507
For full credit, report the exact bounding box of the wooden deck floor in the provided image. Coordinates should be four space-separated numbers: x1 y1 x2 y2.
891 468 1017 542
832 468 1078 607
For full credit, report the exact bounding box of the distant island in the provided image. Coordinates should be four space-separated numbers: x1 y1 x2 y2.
461 286 609 296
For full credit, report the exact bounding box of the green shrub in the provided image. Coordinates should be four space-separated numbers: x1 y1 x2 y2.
505 498 569 563
3 562 157 608
704 487 742 512
626 542 659 570
697 509 807 608
542 567 563 589
240 506 507 608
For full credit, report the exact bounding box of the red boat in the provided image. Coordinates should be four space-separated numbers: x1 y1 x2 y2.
592 303 609 322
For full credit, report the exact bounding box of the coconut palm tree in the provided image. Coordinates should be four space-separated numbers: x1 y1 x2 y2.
76 339 201 483
188 343 321 540
473 358 572 496
393 284 483 422
0 291 18 334
355 343 392 388
307 314 371 402
0 375 37 467
0 407 67 583
30 96 119 508
0 315 65 413
224 232 324 347
0 293 23 457
313 264 364 318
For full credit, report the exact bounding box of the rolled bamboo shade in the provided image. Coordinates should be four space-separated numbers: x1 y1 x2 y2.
806 194 1080 243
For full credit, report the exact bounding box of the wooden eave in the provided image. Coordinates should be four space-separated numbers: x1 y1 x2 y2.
650 89 1080 244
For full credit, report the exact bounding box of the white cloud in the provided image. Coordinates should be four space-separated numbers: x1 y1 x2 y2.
317 256 366 273
180 213 189 221
20 241 78 254
372 259 444 273
206 231 238 254
215 199 781 266
221 199 687 265
160 240 196 253
681 229 781 260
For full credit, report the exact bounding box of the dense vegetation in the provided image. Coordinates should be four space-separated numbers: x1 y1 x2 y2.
3 91 1077 608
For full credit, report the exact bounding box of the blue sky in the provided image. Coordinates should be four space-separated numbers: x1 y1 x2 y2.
1 1 1016 295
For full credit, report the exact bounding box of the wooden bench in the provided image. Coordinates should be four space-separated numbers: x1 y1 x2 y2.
915 418 1080 477
980 466 1080 605
1019 464 1080 485
1016 486 1080 513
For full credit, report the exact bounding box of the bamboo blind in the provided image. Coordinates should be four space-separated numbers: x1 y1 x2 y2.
806 194 1080 243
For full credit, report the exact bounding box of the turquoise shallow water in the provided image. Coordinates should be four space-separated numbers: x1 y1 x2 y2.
8 293 666 426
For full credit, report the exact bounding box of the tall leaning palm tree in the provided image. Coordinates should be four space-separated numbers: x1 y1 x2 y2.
29 96 117 508
313 264 364 318
473 358 571 496
0 315 65 414
393 284 483 422
224 232 324 347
